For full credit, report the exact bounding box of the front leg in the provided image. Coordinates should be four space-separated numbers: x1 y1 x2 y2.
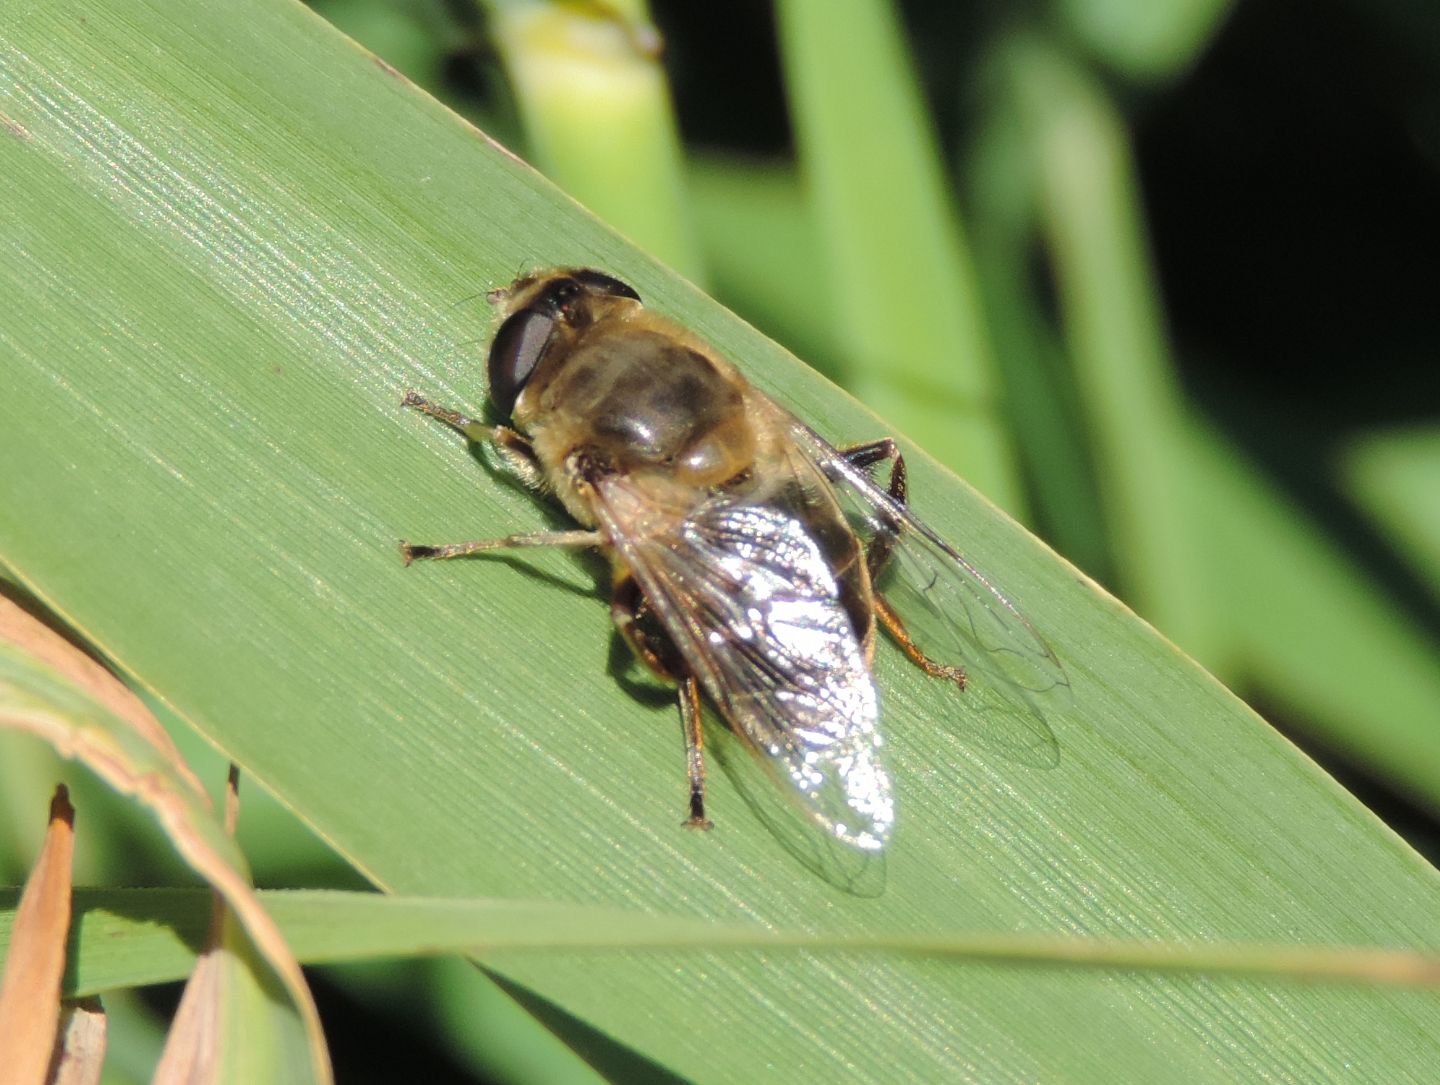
401 390 544 489
400 530 601 565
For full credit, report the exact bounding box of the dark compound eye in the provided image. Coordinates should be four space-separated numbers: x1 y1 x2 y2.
485 271 640 417
487 307 556 418
570 269 641 302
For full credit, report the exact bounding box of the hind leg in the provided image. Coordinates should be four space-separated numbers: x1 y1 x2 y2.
842 440 966 690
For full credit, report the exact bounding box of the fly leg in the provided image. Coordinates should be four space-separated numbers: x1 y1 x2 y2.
841 438 908 500
400 530 600 564
873 593 967 690
840 438 907 583
842 439 967 691
611 574 713 831
400 393 585 559
401 390 544 489
676 680 713 831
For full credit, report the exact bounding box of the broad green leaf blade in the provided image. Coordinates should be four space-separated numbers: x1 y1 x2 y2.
3 3 1440 1083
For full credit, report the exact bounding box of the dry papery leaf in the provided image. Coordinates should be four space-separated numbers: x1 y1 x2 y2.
0 786 75 1085
0 599 332 1084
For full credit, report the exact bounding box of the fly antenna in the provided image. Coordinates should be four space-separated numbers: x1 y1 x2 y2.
448 291 491 311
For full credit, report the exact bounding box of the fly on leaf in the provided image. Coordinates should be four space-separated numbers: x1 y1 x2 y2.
401 268 1066 852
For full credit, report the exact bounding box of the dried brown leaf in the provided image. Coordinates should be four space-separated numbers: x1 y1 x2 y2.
0 605 331 1083
0 786 74 1085
48 998 107 1085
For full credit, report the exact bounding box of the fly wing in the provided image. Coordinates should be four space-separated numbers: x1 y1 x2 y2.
787 420 1068 767
592 476 894 851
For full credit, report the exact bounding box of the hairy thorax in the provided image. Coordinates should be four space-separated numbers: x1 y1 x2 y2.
520 322 760 521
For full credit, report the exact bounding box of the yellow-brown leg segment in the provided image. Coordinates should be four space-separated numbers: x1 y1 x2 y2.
401 390 545 487
400 530 600 564
873 592 967 691
402 390 495 442
611 575 712 830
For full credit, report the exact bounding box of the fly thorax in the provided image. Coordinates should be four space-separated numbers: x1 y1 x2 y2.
543 328 757 488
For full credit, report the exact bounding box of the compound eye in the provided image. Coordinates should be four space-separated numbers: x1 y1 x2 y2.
487 307 556 418
570 269 641 302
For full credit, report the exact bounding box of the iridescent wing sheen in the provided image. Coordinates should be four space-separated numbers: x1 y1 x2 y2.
787 419 1068 768
591 476 894 852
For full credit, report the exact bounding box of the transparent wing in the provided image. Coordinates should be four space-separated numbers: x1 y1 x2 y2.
592 477 894 851
788 420 1068 768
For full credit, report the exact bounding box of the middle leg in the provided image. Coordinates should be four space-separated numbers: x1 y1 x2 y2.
611 574 713 830
841 437 907 503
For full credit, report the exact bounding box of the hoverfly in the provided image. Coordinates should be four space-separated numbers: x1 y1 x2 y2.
401 268 1065 852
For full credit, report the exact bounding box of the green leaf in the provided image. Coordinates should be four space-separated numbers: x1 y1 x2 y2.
153 901 314 1085
1012 39 1223 664
1008 40 1440 813
1197 423 1440 813
488 0 703 281
8 887 1437 997
2 2 1439 1083
775 0 1023 512
1056 0 1237 82
688 155 840 372
1343 425 1440 605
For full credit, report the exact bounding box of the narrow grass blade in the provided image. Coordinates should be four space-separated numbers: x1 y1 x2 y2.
488 0 703 280
775 0 1022 512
